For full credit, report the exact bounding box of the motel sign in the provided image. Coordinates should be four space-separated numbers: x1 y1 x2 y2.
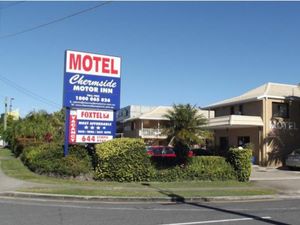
63 50 121 110
63 50 121 155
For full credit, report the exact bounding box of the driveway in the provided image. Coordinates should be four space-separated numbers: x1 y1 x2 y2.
251 165 300 195
0 157 43 192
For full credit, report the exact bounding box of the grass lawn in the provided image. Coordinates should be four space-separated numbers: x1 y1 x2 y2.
18 187 276 198
0 148 277 198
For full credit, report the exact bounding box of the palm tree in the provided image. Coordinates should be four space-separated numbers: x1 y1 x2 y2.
163 104 208 163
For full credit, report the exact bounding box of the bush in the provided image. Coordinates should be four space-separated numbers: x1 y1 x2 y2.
185 156 237 181
153 156 237 182
13 140 43 157
150 157 178 169
227 148 252 182
153 166 186 182
21 143 92 177
94 138 154 182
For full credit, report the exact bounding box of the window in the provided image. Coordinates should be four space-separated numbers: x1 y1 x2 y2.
131 122 135 130
125 109 129 117
272 103 289 118
230 105 243 115
230 106 234 115
238 136 250 147
238 104 243 115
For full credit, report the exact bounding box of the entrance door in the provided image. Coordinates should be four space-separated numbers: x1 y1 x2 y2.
220 137 229 151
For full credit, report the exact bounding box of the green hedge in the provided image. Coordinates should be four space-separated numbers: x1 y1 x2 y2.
94 138 154 182
93 138 238 182
154 156 237 182
227 148 252 182
21 143 92 177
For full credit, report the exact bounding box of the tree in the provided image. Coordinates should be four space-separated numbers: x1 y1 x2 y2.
2 109 65 149
163 104 208 163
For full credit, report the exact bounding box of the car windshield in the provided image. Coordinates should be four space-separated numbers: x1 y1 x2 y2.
162 147 174 154
151 147 174 154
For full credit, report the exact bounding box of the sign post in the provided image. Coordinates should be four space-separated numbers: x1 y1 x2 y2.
64 108 70 156
63 50 121 156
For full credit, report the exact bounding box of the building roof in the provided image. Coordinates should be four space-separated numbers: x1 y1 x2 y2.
138 106 172 120
118 105 213 122
203 82 300 109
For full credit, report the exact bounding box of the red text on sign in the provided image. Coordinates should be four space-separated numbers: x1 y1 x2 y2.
69 53 119 75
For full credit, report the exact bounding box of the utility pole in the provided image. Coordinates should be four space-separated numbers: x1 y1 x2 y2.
9 97 14 113
3 97 8 131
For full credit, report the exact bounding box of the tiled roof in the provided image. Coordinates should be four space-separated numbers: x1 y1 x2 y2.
203 82 300 109
139 106 172 120
120 105 212 122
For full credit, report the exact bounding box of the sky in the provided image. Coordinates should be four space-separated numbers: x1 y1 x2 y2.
0 1 300 117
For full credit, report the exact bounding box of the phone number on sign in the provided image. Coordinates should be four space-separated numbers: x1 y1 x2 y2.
76 135 113 143
75 96 111 103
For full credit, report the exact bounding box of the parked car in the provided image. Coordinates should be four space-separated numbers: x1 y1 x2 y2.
286 149 300 169
146 146 193 158
147 146 176 158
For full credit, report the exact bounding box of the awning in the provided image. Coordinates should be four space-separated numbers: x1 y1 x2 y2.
205 115 264 130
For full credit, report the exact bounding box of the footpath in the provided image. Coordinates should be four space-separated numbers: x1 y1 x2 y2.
0 159 33 192
251 165 300 195
1 153 300 202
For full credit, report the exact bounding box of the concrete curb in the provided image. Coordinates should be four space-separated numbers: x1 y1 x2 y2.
1 191 300 203
250 177 300 181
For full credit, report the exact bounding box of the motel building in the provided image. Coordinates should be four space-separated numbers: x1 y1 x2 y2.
116 105 212 146
203 82 300 166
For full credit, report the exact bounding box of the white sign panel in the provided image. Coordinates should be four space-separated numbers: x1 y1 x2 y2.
68 109 115 144
66 50 121 78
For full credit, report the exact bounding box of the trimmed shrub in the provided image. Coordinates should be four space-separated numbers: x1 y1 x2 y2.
153 156 237 182
153 166 186 182
227 148 252 182
21 143 92 177
94 138 154 182
185 156 237 181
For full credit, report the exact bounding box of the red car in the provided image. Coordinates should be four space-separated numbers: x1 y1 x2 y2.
147 146 176 158
146 146 193 158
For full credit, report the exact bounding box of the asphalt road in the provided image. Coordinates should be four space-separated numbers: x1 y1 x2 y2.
0 197 299 225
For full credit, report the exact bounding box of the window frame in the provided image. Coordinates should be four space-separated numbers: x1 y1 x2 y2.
272 102 289 118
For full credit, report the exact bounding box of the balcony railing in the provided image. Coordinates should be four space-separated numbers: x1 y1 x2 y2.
139 128 167 139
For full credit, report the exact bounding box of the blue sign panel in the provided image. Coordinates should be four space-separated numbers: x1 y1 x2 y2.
63 50 121 155
63 72 120 110
63 50 121 110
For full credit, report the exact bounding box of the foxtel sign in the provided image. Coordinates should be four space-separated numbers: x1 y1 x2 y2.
63 50 121 110
68 109 115 144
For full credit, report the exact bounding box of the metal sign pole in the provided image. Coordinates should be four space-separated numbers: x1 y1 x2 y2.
64 107 70 156
3 97 8 131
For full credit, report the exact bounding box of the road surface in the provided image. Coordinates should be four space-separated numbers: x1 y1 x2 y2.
0 197 299 225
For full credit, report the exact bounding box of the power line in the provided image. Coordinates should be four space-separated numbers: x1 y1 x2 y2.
0 1 26 10
0 73 60 107
0 1 111 40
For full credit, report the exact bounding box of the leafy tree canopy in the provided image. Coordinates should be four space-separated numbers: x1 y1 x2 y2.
1 109 65 147
163 104 208 147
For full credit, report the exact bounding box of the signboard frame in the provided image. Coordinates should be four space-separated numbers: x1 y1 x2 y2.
63 50 121 156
